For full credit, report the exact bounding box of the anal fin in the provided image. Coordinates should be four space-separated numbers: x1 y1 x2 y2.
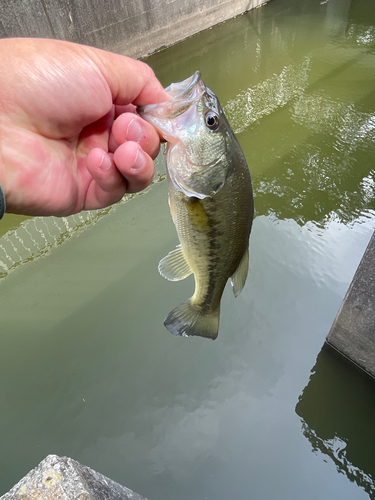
230 247 249 297
158 245 192 281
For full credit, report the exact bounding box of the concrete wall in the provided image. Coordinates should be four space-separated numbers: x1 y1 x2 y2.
0 0 267 59
327 231 375 380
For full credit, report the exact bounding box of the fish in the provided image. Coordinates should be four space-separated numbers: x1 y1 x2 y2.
138 71 254 340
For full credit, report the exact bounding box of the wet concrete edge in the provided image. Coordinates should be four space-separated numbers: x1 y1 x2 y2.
326 231 375 380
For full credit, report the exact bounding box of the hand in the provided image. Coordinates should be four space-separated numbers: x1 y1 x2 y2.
0 38 170 216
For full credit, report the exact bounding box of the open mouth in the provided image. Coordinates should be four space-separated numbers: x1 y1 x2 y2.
137 72 205 134
164 72 204 119
165 71 202 99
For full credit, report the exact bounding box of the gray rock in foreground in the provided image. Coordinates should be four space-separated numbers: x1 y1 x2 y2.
327 231 375 379
0 455 148 500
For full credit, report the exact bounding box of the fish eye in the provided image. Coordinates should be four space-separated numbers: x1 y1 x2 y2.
205 111 220 131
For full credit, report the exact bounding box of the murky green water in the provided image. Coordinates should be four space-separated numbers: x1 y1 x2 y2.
1 0 375 498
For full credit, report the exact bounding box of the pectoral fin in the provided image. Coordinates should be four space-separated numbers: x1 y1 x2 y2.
185 197 210 232
230 247 249 297
158 245 193 281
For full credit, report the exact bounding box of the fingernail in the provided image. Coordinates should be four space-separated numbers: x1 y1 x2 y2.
126 119 143 143
99 151 112 171
131 147 147 171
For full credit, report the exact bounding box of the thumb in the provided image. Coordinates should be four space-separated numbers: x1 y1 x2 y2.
86 46 171 106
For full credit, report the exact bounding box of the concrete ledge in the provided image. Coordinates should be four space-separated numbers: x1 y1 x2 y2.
112 0 267 59
0 0 267 58
326 231 375 379
0 455 148 500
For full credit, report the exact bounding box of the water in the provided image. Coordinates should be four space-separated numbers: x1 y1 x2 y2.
1 0 375 498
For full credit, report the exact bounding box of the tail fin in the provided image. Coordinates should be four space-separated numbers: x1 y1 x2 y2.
164 300 220 340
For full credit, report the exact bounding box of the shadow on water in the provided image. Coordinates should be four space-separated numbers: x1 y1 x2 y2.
296 345 375 499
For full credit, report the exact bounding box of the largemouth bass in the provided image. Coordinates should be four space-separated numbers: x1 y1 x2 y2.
139 72 254 340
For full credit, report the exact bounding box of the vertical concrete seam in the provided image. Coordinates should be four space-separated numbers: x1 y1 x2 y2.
0 16 7 37
40 0 56 38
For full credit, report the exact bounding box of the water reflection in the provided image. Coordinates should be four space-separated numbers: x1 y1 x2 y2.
0 157 166 281
224 56 311 134
233 0 375 226
0 209 108 279
296 345 375 498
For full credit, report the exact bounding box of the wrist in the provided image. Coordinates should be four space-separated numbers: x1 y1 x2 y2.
0 122 7 218
0 143 6 219
0 183 5 219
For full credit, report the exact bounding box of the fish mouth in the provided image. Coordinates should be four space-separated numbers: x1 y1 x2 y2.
165 71 202 100
138 71 205 125
164 71 204 118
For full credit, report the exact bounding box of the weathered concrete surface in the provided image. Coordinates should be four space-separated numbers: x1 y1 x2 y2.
0 455 148 500
327 231 375 379
0 0 268 58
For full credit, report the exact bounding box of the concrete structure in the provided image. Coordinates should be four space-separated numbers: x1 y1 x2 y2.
0 455 148 500
327 231 375 379
0 0 267 59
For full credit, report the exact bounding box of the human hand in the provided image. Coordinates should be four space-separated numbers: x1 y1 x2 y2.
0 38 170 217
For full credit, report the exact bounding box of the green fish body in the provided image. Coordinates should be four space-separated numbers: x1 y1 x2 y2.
139 72 254 339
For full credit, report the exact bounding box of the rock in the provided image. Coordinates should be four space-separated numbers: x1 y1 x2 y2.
1 455 148 500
